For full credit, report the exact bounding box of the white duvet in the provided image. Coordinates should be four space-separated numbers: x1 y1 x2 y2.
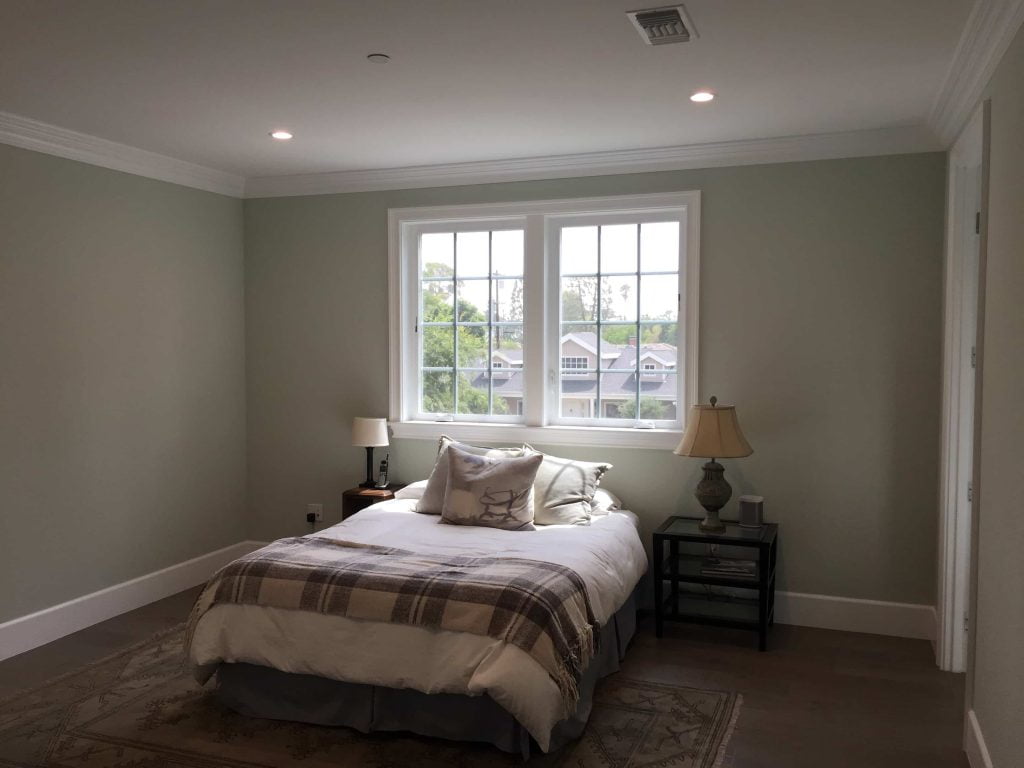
189 498 648 750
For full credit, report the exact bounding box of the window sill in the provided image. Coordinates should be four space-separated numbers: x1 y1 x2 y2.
389 420 682 450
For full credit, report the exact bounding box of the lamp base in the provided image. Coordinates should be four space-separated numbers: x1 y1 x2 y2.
359 446 376 488
699 509 727 532
695 459 732 532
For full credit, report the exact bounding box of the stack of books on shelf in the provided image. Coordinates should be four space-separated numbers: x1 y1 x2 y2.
701 557 756 579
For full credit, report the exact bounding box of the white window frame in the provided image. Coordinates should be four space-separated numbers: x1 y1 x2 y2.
388 192 700 450
545 208 688 431
403 218 527 425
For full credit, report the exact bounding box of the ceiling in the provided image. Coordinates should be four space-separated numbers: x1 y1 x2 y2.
0 0 974 181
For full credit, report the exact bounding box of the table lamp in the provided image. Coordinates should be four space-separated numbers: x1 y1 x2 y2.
673 396 753 531
352 417 389 488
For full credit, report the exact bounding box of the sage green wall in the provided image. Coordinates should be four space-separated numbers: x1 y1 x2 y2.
970 24 1024 766
0 143 247 623
245 152 945 606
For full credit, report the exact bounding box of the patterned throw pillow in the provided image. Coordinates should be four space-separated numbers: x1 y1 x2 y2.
415 436 528 515
441 445 543 531
530 453 613 526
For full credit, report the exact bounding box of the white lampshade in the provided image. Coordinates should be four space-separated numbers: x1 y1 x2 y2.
351 417 389 448
674 399 753 459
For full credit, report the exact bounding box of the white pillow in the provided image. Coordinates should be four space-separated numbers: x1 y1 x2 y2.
530 452 612 526
394 480 428 500
591 487 623 516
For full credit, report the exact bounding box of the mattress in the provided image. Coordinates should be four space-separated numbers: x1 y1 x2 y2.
188 498 648 750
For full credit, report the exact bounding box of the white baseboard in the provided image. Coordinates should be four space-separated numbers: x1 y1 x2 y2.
0 540 264 662
965 709 994 768
775 591 936 641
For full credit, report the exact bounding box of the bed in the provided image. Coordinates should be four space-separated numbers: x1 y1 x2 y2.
187 490 647 755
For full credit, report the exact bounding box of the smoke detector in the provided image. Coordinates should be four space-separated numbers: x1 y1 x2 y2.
627 5 698 46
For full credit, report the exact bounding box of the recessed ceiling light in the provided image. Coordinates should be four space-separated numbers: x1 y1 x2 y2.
269 130 293 140
367 53 391 64
690 91 715 103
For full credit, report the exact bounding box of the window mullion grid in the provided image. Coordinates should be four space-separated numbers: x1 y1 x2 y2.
487 231 494 416
595 226 602 421
452 232 459 416
635 224 642 423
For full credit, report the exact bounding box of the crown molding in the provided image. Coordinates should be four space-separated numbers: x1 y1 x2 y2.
0 110 245 197
244 124 941 199
929 0 1024 147
0 109 942 201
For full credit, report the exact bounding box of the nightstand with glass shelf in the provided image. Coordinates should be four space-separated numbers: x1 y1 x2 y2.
653 516 778 651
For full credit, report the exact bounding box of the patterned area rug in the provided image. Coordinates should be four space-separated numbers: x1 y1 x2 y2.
0 625 740 767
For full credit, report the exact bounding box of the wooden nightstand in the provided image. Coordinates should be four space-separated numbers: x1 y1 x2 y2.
653 516 778 651
342 485 403 519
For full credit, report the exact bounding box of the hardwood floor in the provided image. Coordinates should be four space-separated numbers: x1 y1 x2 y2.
628 622 967 767
0 589 967 767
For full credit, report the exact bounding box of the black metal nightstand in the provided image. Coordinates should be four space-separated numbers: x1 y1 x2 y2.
653 516 778 651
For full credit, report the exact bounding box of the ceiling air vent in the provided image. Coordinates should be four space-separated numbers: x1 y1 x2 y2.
627 5 697 46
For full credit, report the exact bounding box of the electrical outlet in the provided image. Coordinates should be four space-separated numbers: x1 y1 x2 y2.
306 503 323 522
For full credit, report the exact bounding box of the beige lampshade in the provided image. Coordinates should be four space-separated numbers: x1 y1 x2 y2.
351 417 389 448
674 399 753 459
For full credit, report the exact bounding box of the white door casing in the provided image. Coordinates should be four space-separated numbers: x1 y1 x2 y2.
936 108 983 673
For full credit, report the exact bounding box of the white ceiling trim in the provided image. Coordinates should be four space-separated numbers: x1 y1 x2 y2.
928 0 1024 146
0 110 245 197
244 125 941 198
0 108 941 201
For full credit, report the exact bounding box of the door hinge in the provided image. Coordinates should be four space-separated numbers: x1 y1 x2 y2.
963 614 969 633
967 481 973 503
971 346 977 369
975 211 981 235
414 315 419 333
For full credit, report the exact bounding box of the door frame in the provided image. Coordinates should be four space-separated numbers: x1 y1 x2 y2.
936 106 984 673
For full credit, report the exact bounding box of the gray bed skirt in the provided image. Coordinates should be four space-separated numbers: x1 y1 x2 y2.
215 589 638 757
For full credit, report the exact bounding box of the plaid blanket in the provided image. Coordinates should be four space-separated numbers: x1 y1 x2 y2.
185 536 599 714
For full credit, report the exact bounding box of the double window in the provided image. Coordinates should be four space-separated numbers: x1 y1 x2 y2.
389 193 699 448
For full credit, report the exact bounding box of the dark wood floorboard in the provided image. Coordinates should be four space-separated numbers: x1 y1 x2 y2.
0 589 967 767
